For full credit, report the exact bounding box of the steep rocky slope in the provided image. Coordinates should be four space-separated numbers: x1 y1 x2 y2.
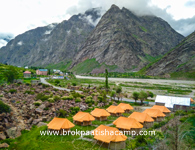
0 8 102 66
70 5 184 72
145 31 195 77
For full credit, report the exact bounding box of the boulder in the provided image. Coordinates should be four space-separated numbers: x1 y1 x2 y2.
37 122 47 127
38 104 46 110
6 127 21 139
32 119 42 125
0 143 9 148
0 132 6 140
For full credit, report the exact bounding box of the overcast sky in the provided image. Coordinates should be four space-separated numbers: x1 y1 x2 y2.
0 0 195 47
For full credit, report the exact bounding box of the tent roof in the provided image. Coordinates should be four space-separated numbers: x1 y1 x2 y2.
47 117 75 130
73 111 95 122
191 98 194 103
143 109 166 118
91 108 110 117
128 112 154 123
155 95 191 108
151 105 171 113
118 103 134 111
93 125 127 143
113 117 143 130
106 105 124 114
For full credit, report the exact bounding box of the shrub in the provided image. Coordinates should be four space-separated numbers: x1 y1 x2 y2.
53 95 61 101
71 91 84 98
9 89 17 94
72 82 77 86
48 98 54 103
98 96 103 102
35 93 49 101
34 102 41 106
62 95 73 100
85 96 94 104
55 80 60 84
42 84 49 88
54 89 59 91
174 110 187 116
0 95 3 97
44 90 50 94
70 106 80 114
0 100 10 113
57 109 67 118
24 90 35 95
25 83 30 86
75 97 81 103
147 91 154 98
38 83 42 86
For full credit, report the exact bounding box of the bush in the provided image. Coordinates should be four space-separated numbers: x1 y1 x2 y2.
71 91 84 98
24 90 35 95
48 98 54 103
98 96 103 102
9 89 17 94
62 95 73 100
85 96 94 104
44 90 50 94
34 102 41 106
0 100 10 113
55 80 60 84
53 95 61 101
35 93 49 101
25 83 30 86
70 106 80 114
175 110 187 116
75 97 81 103
42 84 49 88
0 95 3 97
72 82 77 86
38 83 42 86
147 91 154 98
57 109 67 118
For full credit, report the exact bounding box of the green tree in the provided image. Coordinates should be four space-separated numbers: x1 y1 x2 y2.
138 91 148 104
147 91 154 98
116 86 122 101
48 69 51 75
110 90 116 100
105 69 109 90
3 66 19 83
132 92 139 103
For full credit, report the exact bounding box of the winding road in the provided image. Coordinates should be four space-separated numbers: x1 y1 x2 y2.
40 77 155 105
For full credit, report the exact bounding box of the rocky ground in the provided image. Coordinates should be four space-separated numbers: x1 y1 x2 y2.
0 83 107 144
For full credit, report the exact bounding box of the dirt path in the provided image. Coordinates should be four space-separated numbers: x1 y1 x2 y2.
2 98 27 130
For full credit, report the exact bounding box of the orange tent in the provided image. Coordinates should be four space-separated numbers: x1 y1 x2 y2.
128 112 154 123
93 125 127 143
73 112 95 122
151 105 171 113
118 103 134 112
191 98 194 103
113 117 143 130
47 117 75 130
91 108 110 118
106 105 124 114
142 109 165 118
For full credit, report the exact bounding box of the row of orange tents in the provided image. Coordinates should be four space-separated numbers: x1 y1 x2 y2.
47 103 171 149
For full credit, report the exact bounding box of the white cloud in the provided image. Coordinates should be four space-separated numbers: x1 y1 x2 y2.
0 0 194 37
0 39 8 48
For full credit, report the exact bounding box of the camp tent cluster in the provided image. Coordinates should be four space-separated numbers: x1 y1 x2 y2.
46 103 171 149
106 103 134 116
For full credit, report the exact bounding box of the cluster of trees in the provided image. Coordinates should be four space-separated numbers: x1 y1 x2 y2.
132 91 154 104
0 66 19 83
